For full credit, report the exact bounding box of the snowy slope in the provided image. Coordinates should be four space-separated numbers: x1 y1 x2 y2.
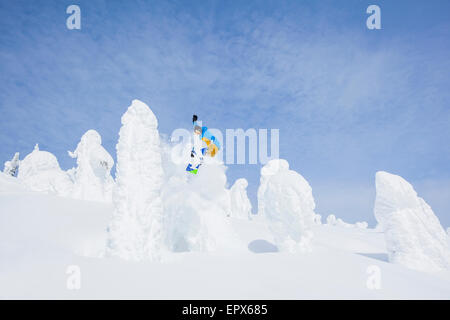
1 173 449 299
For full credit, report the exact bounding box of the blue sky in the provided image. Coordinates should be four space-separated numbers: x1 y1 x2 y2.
1 0 449 227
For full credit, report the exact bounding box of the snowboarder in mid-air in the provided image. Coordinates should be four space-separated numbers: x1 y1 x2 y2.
186 114 221 174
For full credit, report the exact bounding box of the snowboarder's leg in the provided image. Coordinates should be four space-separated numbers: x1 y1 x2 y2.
186 150 203 174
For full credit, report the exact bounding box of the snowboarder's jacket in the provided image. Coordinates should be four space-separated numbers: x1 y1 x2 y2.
193 120 221 157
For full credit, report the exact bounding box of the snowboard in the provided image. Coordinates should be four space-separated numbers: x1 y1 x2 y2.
186 162 201 174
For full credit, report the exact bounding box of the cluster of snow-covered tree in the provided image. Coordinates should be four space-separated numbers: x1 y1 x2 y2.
3 99 450 273
3 130 114 202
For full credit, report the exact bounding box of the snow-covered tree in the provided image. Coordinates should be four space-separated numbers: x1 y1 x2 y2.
106 100 164 261
3 152 20 177
313 214 322 225
68 130 114 202
374 171 450 272
258 159 315 252
160 139 241 253
257 159 289 217
229 178 252 220
18 144 73 196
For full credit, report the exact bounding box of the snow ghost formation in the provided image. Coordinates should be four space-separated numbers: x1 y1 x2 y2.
229 178 252 220
258 159 315 252
3 152 20 177
257 159 289 217
374 171 450 272
18 144 73 196
161 140 240 252
68 130 114 202
106 100 164 261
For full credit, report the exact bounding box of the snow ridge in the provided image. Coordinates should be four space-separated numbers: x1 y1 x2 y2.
68 130 115 202
18 144 73 197
230 178 252 220
258 159 315 252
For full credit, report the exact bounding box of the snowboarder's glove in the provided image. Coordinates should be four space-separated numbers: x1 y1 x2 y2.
191 151 195 158
193 114 198 123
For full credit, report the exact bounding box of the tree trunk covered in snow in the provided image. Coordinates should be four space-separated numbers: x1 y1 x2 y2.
106 100 164 261
18 144 73 196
